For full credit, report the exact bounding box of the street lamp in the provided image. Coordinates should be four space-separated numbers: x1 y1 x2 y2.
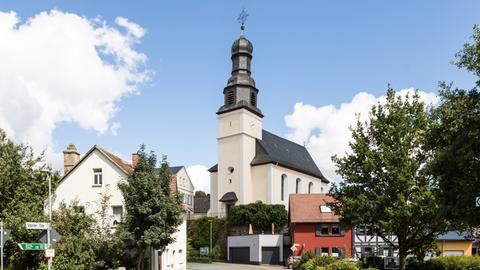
41 169 53 270
209 220 213 260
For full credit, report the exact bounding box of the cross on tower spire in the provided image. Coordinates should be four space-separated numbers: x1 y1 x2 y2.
237 8 249 35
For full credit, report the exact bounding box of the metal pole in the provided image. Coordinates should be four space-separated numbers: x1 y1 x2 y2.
1 220 4 270
47 173 52 270
209 220 212 259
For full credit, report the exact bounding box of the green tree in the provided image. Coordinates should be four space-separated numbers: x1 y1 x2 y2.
118 145 184 270
328 89 446 270
0 128 58 269
228 201 287 232
194 190 208 197
51 201 96 270
427 25 480 228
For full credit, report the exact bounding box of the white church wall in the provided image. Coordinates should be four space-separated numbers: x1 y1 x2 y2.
209 172 219 215
251 165 267 203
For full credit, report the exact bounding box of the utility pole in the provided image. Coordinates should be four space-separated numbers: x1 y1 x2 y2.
46 171 52 270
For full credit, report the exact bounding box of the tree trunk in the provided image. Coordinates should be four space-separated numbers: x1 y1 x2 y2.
137 248 144 270
399 249 407 270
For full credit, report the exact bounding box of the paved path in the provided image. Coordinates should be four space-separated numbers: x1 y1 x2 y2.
188 262 286 270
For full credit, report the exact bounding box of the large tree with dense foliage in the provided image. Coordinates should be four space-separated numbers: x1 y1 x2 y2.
0 128 58 269
118 146 184 270
228 201 287 232
328 89 446 270
427 25 480 228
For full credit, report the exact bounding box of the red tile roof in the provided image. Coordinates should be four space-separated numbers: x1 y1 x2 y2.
96 146 133 174
289 194 339 223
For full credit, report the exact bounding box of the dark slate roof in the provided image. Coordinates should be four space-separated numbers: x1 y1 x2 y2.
437 231 473 241
251 130 328 183
170 166 183 174
208 164 218 172
194 196 210 214
219 192 238 202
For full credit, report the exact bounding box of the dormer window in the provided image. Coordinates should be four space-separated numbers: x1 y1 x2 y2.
320 205 332 213
93 168 102 186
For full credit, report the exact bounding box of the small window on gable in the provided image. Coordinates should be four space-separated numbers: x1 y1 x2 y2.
250 92 256 106
227 90 235 105
93 168 102 186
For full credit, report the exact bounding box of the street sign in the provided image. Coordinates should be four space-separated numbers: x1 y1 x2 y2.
199 247 209 256
476 197 480 207
26 222 49 230
45 249 55 258
18 243 48 251
38 229 61 246
1 230 10 246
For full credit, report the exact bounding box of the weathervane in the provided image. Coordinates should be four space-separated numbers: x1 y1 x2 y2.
237 8 249 35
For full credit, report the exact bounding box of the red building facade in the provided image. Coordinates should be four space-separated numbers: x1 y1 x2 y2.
289 194 352 258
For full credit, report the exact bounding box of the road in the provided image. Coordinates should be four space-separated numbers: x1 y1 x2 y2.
188 262 286 270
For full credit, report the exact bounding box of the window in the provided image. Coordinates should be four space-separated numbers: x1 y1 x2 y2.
332 248 340 257
296 178 301 194
357 225 366 235
226 90 235 105
320 205 332 213
315 248 322 256
363 247 374 256
321 187 324 193
321 248 329 256
250 92 257 106
93 168 102 186
316 224 330 236
281 174 287 201
308 182 313 194
383 247 390 257
331 224 341 235
112 206 123 224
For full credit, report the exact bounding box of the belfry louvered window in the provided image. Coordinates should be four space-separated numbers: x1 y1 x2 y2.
250 92 256 106
227 90 235 105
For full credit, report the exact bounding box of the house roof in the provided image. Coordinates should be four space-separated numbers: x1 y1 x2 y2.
251 130 328 183
437 231 473 241
194 196 210 214
170 166 184 174
289 194 339 223
208 164 218 172
60 145 133 182
219 192 238 202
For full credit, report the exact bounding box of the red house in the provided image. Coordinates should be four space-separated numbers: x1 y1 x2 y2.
289 194 352 258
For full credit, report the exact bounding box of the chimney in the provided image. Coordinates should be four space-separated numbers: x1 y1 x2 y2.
63 144 80 174
131 153 139 168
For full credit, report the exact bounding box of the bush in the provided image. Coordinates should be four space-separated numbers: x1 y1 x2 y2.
295 252 316 270
406 256 480 270
304 256 339 270
361 256 384 270
325 260 360 270
187 256 212 264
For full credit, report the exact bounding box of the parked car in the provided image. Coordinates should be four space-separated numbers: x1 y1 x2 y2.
286 256 301 269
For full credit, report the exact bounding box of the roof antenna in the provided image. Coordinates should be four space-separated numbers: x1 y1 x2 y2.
237 8 249 35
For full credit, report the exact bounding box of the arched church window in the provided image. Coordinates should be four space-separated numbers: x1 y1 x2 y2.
281 174 287 201
296 178 301 194
308 182 313 194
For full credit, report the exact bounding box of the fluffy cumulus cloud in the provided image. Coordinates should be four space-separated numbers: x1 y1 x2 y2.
186 165 210 193
285 88 439 184
0 10 150 168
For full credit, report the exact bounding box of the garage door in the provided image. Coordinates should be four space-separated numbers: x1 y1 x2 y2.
230 247 250 264
261 247 280 265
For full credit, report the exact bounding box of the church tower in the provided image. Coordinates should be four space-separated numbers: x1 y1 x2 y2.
210 25 263 216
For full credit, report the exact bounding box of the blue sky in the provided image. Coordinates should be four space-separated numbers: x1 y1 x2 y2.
0 1 479 189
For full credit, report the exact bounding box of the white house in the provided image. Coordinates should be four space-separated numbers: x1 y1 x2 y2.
53 144 189 270
208 32 329 217
171 166 195 220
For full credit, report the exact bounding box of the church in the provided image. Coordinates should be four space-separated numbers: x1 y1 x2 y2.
208 28 329 217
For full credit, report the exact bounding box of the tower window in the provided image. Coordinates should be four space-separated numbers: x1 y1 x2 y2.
250 92 256 106
227 90 235 105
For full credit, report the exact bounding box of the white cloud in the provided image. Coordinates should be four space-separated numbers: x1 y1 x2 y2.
285 88 439 184
186 165 210 193
0 10 150 169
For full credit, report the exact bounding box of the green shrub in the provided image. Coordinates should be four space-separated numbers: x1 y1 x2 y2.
228 201 287 232
187 256 212 263
304 256 339 269
295 251 316 270
325 260 360 270
406 256 480 270
361 256 384 270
